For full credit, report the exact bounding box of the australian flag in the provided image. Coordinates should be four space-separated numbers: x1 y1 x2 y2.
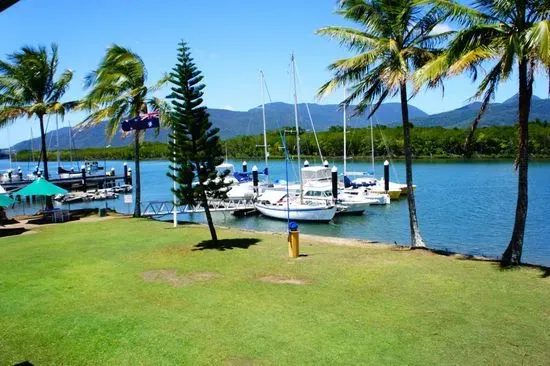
121 111 160 132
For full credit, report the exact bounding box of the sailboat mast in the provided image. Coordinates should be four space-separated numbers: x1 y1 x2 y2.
7 125 12 170
343 89 347 177
68 121 74 165
370 116 375 175
260 70 269 184
30 128 35 163
291 54 303 203
55 114 61 168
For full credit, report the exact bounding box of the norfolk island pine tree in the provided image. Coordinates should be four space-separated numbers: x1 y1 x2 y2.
167 41 230 243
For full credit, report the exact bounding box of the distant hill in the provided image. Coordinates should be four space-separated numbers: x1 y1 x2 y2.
10 96 550 151
413 94 549 127
11 102 427 151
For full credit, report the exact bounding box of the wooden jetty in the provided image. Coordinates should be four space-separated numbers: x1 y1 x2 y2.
2 174 129 193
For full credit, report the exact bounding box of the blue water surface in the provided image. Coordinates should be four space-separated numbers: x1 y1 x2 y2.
2 158 549 266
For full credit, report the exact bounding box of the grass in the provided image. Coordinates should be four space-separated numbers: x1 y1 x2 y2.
0 217 549 365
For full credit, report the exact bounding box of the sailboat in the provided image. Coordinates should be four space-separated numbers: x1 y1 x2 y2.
255 55 336 222
226 70 271 200
341 101 392 205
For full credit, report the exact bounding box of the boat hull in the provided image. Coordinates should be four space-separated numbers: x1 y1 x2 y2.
336 201 370 215
255 203 336 222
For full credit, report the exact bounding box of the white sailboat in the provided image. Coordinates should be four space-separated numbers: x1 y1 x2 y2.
255 55 336 222
341 92 391 206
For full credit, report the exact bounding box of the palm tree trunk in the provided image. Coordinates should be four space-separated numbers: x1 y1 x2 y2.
133 130 141 217
400 81 425 248
38 113 53 210
501 59 531 266
0 207 7 224
38 114 49 180
201 189 218 243
464 97 490 158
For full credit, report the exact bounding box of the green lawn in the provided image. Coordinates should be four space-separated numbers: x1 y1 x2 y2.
1 217 548 365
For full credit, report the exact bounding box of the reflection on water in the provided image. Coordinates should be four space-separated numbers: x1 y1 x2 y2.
2 158 550 266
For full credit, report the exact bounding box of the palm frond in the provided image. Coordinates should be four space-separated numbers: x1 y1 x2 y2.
316 26 382 51
526 20 550 66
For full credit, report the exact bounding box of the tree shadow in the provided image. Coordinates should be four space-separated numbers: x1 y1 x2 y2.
193 238 261 251
0 227 27 237
401 247 550 278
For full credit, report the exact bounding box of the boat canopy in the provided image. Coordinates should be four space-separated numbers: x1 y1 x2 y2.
215 163 234 175
257 190 287 204
301 166 331 182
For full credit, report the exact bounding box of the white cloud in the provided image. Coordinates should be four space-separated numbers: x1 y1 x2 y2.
430 23 453 35
223 105 235 111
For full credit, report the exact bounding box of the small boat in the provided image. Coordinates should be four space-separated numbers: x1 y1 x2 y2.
341 186 390 206
112 184 133 193
255 190 336 222
58 166 83 179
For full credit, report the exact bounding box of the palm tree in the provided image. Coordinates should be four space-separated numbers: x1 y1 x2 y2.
317 0 455 247
419 0 550 265
81 45 168 217
0 44 74 183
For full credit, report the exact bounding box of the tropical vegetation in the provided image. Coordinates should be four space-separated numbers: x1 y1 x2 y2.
80 45 168 217
167 41 229 243
0 44 75 183
14 121 550 162
418 0 550 265
316 0 458 248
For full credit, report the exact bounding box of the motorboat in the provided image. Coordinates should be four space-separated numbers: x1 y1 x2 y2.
341 186 390 205
346 172 402 199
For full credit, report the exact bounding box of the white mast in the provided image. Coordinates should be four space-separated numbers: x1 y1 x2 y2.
291 54 303 204
343 88 347 177
260 70 269 184
7 125 12 170
68 121 74 165
370 115 375 175
55 114 61 168
30 128 35 163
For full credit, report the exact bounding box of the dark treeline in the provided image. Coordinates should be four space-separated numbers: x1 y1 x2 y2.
15 142 171 163
14 121 550 162
224 122 550 160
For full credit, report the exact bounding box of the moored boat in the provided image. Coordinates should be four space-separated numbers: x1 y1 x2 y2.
255 190 336 222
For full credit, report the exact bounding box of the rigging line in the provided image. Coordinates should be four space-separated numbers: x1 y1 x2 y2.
262 74 282 131
294 60 324 163
372 112 401 182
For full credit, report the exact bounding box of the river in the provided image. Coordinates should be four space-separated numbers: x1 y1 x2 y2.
2 158 549 266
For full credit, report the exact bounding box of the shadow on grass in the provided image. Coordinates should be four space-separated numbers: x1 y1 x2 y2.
406 247 550 278
0 227 27 237
193 238 261 251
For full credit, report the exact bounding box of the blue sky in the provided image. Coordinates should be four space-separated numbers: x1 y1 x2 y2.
1 0 548 146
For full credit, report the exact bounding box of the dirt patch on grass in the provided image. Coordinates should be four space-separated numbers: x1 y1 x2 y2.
259 275 309 285
141 270 219 287
224 358 267 366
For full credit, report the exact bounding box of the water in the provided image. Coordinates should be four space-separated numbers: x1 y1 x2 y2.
2 158 550 266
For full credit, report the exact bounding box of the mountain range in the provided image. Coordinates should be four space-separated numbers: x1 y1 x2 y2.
9 95 549 151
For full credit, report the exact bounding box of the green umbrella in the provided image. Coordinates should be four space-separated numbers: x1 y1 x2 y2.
16 178 68 197
0 194 14 207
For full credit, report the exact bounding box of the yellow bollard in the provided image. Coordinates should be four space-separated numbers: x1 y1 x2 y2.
288 230 299 258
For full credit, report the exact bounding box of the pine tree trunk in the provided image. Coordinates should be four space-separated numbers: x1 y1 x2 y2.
501 59 530 266
400 81 425 248
39 114 53 210
201 189 218 243
133 130 141 217
0 207 7 224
